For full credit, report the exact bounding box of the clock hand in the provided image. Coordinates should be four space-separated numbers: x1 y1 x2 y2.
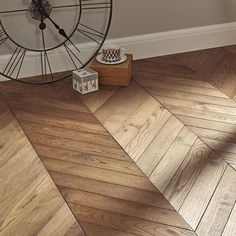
32 0 69 40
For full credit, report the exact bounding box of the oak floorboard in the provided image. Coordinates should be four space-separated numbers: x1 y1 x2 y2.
60 187 190 229
34 144 143 176
136 116 184 176
78 86 119 113
150 127 197 193
164 139 211 210
50 171 174 210
95 81 172 161
80 222 137 236
154 95 236 116
0 99 85 236
179 152 227 230
27 131 129 161
216 151 236 170
41 156 156 191
196 166 236 236
202 138 236 154
138 86 236 107
134 55 198 80
94 81 150 134
136 76 227 98
0 81 193 235
222 203 236 236
20 120 118 148
176 115 236 134
165 105 236 125
73 204 197 236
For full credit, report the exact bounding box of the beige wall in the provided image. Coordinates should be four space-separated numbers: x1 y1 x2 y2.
108 0 236 38
0 0 236 55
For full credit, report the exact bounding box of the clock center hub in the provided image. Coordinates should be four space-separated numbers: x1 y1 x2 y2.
29 0 52 21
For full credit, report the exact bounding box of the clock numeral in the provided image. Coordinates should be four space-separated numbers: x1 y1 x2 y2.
40 29 54 82
3 47 26 79
40 51 54 82
64 41 84 70
77 23 105 44
0 29 8 46
82 0 111 10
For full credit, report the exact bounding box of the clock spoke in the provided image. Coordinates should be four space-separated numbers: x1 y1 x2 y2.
77 23 105 44
64 42 84 70
0 29 8 46
41 29 54 82
3 47 26 79
0 9 28 15
81 0 111 10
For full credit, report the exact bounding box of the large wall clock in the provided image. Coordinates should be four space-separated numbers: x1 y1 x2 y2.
0 0 112 83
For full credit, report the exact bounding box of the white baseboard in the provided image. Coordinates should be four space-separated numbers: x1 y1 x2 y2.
1 21 236 82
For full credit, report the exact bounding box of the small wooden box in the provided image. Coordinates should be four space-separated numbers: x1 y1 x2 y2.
90 54 133 86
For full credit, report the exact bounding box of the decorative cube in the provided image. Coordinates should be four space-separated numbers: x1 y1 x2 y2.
72 68 98 94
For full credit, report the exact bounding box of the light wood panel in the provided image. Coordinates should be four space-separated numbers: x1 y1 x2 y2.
175 46 236 101
179 152 227 229
137 116 184 176
222 203 236 236
196 166 236 236
78 47 236 235
0 80 194 236
150 127 197 193
163 139 211 210
134 64 236 171
0 96 85 236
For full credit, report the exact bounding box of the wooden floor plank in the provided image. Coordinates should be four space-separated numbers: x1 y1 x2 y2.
150 127 197 193
136 116 184 176
196 166 236 236
95 81 172 161
73 204 197 236
50 171 174 210
0 81 193 235
164 139 211 210
179 152 227 230
78 86 119 113
0 98 85 236
34 144 143 176
80 222 137 236
60 187 190 229
222 203 236 236
41 156 156 191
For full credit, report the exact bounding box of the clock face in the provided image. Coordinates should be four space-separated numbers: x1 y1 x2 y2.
0 0 112 83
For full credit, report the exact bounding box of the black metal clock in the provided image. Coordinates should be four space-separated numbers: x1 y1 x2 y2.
0 0 112 83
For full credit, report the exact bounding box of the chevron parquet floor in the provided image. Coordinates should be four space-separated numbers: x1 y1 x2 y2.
79 46 236 236
0 81 195 235
0 96 85 235
0 45 236 236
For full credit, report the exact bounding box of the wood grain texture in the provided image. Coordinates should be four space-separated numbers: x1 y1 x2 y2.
150 127 197 193
222 203 236 236
0 97 85 236
95 81 172 161
2 45 236 235
196 166 236 236
134 61 236 171
179 152 227 229
0 80 192 235
79 49 236 235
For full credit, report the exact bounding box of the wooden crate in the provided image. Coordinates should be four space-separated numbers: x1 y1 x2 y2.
90 54 133 86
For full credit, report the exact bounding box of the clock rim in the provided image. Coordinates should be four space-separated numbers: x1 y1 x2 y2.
0 0 113 84
0 0 82 52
